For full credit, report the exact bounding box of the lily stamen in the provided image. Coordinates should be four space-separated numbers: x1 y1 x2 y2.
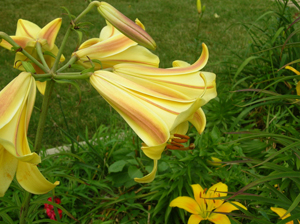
172 138 189 143
174 133 190 139
170 142 184 148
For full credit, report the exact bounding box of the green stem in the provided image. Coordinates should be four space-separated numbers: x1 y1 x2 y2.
36 42 50 70
52 1 100 72
0 32 49 73
74 1 101 23
32 73 52 80
56 55 78 73
52 28 71 72
55 72 92 79
19 192 31 224
33 80 55 154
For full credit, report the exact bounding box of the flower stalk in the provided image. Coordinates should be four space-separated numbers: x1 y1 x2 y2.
33 80 55 154
19 192 32 224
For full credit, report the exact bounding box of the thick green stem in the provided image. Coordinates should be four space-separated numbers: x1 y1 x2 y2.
0 32 49 73
33 80 55 154
36 42 50 70
56 72 92 79
19 192 31 224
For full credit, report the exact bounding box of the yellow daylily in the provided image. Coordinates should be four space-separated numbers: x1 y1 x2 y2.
0 72 59 196
74 20 159 70
271 207 300 224
97 2 156 50
90 43 217 183
0 18 65 94
170 182 247 224
285 66 300 95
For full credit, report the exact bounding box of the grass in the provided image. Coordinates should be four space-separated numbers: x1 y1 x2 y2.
0 0 279 148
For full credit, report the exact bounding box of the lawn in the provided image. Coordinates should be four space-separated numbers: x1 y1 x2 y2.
1 0 300 223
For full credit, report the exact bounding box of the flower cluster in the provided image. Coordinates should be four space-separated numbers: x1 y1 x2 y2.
0 1 217 196
44 197 63 220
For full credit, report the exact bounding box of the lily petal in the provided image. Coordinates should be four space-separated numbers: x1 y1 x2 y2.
170 196 201 215
214 201 247 213
206 182 228 210
141 143 166 160
270 207 291 220
191 184 206 212
16 19 40 39
188 108 206 134
38 18 62 50
90 71 170 146
100 21 122 41
188 214 203 224
208 213 231 224
134 159 157 183
75 33 159 69
0 146 18 197
16 161 59 194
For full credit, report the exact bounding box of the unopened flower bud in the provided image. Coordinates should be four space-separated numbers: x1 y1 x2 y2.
98 2 156 50
197 0 202 14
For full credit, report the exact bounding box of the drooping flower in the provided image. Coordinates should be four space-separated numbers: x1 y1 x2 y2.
90 43 217 183
170 182 247 224
0 18 65 94
0 72 59 196
73 20 159 70
285 66 300 95
271 207 300 224
44 197 63 220
97 2 156 50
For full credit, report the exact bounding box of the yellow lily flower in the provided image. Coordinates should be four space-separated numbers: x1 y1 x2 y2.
271 207 300 224
74 20 159 70
0 18 65 94
90 43 217 183
0 72 59 196
97 2 156 50
170 182 247 224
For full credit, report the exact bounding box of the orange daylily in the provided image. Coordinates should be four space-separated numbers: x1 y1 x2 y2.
170 182 247 224
74 20 159 70
90 43 217 182
0 18 65 94
271 207 300 224
0 72 59 196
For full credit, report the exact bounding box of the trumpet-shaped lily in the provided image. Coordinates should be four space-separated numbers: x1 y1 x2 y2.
0 18 65 94
271 207 300 224
0 72 59 196
170 182 247 224
74 20 159 70
97 2 156 50
90 43 217 183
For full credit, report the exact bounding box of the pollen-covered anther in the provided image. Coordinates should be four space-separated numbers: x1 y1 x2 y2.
172 138 189 143
171 142 184 148
174 134 190 139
